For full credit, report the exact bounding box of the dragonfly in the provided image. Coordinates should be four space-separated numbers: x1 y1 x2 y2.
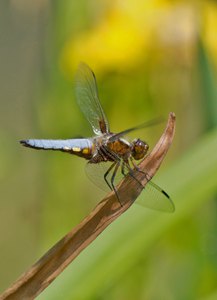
20 63 175 212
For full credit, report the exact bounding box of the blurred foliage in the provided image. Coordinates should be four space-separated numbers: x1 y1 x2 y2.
1 0 217 299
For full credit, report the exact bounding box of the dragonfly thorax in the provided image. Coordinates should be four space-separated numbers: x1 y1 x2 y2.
131 138 149 160
106 137 132 160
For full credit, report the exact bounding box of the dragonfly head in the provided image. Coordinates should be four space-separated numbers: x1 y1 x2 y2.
132 139 149 160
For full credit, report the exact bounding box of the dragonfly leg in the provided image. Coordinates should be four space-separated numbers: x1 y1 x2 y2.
130 157 152 181
104 161 116 190
110 162 122 206
121 162 127 177
124 160 144 188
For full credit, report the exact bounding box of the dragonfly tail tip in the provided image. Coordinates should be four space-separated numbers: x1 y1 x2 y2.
20 140 28 146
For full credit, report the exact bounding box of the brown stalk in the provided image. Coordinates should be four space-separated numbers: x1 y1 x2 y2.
0 112 176 300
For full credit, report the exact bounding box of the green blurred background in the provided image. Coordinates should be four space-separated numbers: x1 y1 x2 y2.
1 1 217 299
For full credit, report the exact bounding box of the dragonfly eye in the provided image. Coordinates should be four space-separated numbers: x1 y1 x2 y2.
132 139 149 160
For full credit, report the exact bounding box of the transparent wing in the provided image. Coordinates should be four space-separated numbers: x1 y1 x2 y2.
109 117 163 142
75 63 110 135
136 181 175 213
85 161 123 192
86 161 175 213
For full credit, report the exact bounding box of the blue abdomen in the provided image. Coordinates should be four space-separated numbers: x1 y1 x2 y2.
20 138 93 159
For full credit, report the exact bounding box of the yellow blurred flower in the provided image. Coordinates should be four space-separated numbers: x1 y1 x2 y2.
60 0 175 76
60 0 217 77
61 9 150 76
